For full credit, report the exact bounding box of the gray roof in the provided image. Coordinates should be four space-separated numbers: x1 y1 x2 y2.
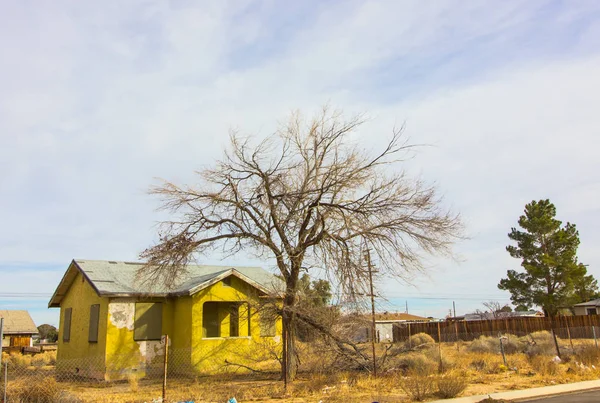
0 310 38 334
574 299 600 307
49 259 284 308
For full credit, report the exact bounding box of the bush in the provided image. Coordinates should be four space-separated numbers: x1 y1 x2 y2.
574 344 600 367
399 375 435 401
31 351 56 367
8 352 32 368
395 352 437 375
7 377 61 402
436 374 467 398
525 332 560 357
528 355 561 376
409 333 436 347
468 336 498 354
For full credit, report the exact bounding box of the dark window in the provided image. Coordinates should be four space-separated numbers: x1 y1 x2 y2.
230 304 240 337
63 308 72 342
587 308 597 315
89 304 100 343
203 302 220 338
134 303 162 341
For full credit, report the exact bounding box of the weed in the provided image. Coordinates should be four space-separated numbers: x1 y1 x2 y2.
408 333 435 347
399 375 435 401
436 374 467 398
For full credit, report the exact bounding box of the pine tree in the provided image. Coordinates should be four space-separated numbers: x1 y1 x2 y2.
498 199 597 317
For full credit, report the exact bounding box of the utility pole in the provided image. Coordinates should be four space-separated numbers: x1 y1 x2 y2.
453 301 456 318
405 300 408 314
365 246 377 378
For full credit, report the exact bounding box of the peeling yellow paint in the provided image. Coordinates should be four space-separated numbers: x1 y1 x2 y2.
57 273 282 380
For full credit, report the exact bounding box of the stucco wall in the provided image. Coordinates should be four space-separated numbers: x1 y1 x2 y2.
190 276 282 374
105 298 174 380
57 272 108 378
57 273 282 379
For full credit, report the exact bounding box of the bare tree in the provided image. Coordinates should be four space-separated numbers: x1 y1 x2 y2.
482 301 512 319
139 107 462 381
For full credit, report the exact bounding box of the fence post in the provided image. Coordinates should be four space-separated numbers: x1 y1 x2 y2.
162 334 169 403
437 322 443 373
454 321 459 351
551 329 561 359
593 326 598 349
565 318 573 351
499 336 508 367
3 361 7 403
408 323 412 349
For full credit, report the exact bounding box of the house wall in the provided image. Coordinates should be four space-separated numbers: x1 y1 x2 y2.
574 306 598 316
57 272 108 378
105 297 178 380
190 276 282 374
376 323 394 342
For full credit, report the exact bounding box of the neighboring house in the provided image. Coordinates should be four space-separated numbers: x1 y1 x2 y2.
0 310 38 348
453 311 543 321
573 299 600 316
49 259 283 380
344 312 430 343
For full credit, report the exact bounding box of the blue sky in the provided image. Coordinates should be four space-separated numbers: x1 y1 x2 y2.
2 0 600 327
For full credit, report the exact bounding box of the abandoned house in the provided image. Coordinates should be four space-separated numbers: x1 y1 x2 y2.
49 259 283 380
0 310 38 349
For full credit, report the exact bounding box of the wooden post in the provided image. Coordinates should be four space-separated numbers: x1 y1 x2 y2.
162 334 169 402
565 317 574 351
551 329 561 359
437 322 443 373
366 248 377 378
408 323 412 349
593 325 598 349
499 337 508 367
454 321 460 351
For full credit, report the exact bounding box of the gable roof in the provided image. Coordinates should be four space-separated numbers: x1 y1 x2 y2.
49 259 284 308
0 310 38 335
574 299 600 307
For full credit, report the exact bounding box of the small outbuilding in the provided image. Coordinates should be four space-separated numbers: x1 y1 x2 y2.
0 310 38 348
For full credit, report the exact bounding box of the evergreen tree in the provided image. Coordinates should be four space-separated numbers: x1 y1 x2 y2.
498 199 597 316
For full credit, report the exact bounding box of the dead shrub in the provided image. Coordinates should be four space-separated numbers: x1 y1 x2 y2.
395 352 437 375
528 355 561 376
436 374 467 398
7 377 61 402
575 345 600 367
399 375 435 401
31 351 57 367
408 333 435 348
468 336 498 354
8 352 32 369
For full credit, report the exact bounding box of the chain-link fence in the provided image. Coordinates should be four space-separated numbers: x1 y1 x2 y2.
2 324 600 402
1 343 283 403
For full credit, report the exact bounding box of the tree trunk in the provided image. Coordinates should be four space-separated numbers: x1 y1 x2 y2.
282 298 298 381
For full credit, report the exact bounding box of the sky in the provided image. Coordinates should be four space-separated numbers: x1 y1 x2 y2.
1 0 600 327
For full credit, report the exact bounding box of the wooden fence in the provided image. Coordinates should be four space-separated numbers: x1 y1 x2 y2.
392 315 600 343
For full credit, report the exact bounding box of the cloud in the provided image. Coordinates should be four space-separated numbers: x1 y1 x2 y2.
1 0 600 324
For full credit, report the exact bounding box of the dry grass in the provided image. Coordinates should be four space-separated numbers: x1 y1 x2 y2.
5 339 600 402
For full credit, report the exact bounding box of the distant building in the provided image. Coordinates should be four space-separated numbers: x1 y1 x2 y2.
0 310 38 348
451 311 543 321
344 312 431 343
573 299 600 316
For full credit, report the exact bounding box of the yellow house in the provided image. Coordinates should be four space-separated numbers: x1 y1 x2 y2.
49 259 283 380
